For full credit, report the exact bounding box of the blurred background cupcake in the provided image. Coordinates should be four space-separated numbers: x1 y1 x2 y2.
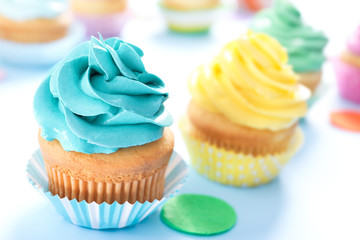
333 26 360 104
180 31 310 187
159 0 220 33
250 0 328 94
71 0 128 38
0 0 84 65
0 0 70 43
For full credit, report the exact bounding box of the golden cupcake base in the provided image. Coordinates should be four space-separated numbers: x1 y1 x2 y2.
297 71 322 93
0 14 71 43
71 0 127 15
39 128 174 204
187 101 298 155
46 164 167 204
180 117 303 187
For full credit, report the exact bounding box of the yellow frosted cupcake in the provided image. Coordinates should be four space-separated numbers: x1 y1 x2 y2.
180 31 310 187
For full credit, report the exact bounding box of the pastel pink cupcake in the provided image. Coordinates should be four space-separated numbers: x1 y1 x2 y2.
333 26 360 104
71 0 128 38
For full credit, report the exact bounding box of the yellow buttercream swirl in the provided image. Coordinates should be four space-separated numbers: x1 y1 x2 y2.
189 31 310 131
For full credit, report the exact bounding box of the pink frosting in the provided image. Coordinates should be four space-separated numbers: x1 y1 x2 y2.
333 57 360 104
347 26 360 55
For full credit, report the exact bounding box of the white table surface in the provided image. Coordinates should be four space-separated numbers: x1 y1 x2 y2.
1 1 360 239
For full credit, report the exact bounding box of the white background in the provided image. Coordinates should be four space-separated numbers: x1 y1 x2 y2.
1 0 360 239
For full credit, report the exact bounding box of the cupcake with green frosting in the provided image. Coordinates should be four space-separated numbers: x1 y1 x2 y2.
250 0 328 93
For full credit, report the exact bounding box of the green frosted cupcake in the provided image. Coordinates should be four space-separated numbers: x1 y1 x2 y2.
250 0 328 93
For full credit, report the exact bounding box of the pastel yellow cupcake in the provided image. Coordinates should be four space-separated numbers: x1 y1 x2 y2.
180 31 310 187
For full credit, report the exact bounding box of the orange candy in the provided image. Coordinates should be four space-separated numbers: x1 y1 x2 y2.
243 0 262 11
330 110 360 132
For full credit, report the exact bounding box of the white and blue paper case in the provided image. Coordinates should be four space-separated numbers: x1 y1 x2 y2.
26 149 188 229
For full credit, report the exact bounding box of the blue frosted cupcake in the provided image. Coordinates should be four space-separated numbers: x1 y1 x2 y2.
34 36 175 205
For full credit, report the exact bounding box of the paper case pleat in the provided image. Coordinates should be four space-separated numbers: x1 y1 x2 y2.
46 164 166 204
26 150 187 229
181 127 303 187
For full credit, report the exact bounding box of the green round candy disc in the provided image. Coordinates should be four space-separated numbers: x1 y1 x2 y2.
160 194 236 235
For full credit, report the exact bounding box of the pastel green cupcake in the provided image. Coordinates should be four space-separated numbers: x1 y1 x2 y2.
250 0 328 93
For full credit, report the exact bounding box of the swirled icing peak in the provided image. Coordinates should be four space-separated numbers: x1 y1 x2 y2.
250 0 328 73
189 31 310 131
0 0 67 21
34 36 173 154
347 26 360 55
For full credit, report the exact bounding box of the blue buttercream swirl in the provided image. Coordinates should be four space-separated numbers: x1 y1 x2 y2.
34 36 173 154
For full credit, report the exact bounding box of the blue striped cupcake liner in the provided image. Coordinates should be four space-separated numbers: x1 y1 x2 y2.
26 149 188 229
